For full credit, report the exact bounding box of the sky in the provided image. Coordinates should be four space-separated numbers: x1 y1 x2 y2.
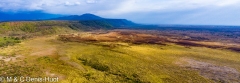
0 0 240 25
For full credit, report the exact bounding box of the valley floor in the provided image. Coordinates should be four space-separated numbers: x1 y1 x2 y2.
0 30 240 83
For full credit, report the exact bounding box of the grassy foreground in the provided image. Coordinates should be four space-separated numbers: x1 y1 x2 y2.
1 34 239 83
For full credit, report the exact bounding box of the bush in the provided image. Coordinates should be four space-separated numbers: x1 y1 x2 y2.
0 37 21 47
78 58 109 71
37 56 56 63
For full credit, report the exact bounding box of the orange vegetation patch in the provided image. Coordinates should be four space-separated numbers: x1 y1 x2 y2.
59 31 166 45
58 30 240 52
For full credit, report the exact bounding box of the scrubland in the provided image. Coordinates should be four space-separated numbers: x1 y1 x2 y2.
0 21 240 83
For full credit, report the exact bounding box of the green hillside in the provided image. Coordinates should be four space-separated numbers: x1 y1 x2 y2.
0 20 115 47
0 21 72 36
0 21 115 36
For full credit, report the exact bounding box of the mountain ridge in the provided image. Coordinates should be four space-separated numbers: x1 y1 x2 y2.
0 11 138 27
52 13 104 20
51 13 138 27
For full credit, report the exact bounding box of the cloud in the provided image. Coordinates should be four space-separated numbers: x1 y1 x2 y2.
0 0 84 11
1 0 239 14
97 0 240 15
64 1 81 6
0 0 240 25
86 0 98 4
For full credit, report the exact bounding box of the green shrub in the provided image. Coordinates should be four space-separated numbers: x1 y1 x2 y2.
37 56 56 63
0 37 21 47
78 58 109 71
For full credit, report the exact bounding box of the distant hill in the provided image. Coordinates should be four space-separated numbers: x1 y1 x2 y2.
104 19 136 27
0 11 62 21
0 11 138 28
53 13 104 20
51 13 138 27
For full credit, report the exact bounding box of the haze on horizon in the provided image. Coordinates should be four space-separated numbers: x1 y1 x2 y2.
0 0 240 26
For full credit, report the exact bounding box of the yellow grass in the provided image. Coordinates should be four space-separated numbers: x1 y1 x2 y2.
0 35 239 83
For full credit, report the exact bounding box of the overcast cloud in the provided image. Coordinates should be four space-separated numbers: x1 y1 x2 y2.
0 0 240 25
